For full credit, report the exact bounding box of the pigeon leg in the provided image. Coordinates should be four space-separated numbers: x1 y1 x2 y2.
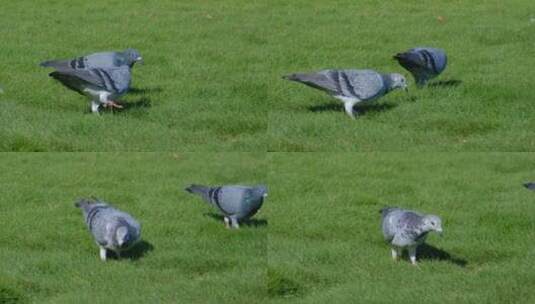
91 100 100 113
99 247 107 261
391 247 400 261
230 217 240 229
408 246 417 265
343 101 357 119
224 217 231 229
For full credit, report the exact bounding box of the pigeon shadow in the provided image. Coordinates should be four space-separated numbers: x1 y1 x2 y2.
203 213 268 228
308 102 397 115
416 243 467 267
427 79 462 88
129 87 163 95
121 97 152 111
523 182 535 191
121 240 154 261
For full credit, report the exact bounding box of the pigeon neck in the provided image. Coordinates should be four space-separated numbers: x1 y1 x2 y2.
382 74 395 92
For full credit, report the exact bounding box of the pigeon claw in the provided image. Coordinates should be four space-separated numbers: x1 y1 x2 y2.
104 101 124 109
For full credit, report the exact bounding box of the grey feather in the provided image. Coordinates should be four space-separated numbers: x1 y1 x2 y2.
381 206 442 264
185 184 268 228
50 66 131 95
394 47 447 86
284 69 407 118
75 198 141 260
41 49 142 70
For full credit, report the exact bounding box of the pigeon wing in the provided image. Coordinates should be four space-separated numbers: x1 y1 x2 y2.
284 70 341 94
339 69 385 100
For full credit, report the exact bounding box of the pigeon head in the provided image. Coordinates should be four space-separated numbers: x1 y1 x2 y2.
422 215 443 235
386 73 408 92
254 185 268 199
116 226 133 248
124 48 143 67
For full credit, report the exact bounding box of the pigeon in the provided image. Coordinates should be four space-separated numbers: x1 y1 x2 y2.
380 207 443 265
523 182 535 191
48 65 131 112
283 69 407 119
40 48 143 70
75 198 141 261
394 47 447 87
185 184 268 229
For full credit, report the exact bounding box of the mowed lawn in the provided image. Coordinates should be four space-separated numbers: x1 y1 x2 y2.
0 153 268 303
1 153 535 303
0 1 270 151
1 1 535 151
268 0 535 151
267 153 535 303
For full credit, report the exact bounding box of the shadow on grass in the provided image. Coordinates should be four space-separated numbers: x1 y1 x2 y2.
121 240 154 260
203 213 268 228
129 87 163 95
428 79 462 88
417 243 467 267
308 102 397 115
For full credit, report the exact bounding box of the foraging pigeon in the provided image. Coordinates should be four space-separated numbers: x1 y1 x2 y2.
380 207 443 265
40 48 143 70
523 182 535 191
185 184 268 229
48 65 131 112
394 47 447 87
75 198 141 261
283 69 407 119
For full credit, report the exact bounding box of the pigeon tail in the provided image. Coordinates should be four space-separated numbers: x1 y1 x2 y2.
380 206 399 218
282 74 301 81
185 184 214 204
75 198 94 209
185 184 211 196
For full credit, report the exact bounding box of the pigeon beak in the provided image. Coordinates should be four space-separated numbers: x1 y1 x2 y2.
263 193 268 198
137 57 144 65
437 229 443 236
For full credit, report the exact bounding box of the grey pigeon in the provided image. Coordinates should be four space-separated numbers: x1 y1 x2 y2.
394 47 447 87
381 207 443 265
40 48 143 70
185 184 268 229
48 65 131 112
75 198 141 261
523 182 535 191
283 69 407 119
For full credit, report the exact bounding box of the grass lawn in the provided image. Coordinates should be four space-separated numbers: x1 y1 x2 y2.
267 0 535 151
0 1 269 151
0 153 268 303
1 1 534 151
2 153 534 303
267 153 535 303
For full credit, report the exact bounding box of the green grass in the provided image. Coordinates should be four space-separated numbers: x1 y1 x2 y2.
267 153 535 303
267 0 535 151
1 0 535 151
2 153 535 303
0 0 269 151
0 153 268 303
